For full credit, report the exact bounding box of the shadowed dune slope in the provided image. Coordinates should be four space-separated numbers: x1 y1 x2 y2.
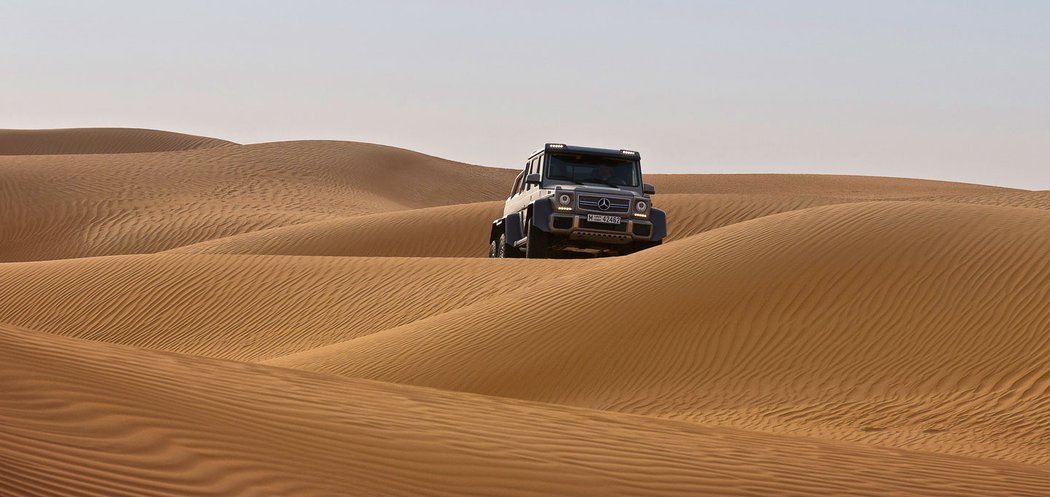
0 128 235 155
267 201 1050 465
0 254 580 362
4 325 1050 497
0 140 515 262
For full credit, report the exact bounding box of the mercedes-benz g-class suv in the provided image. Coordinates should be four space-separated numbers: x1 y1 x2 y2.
489 143 666 258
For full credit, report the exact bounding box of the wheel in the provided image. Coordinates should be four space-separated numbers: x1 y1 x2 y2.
497 233 508 258
489 238 498 258
525 224 549 258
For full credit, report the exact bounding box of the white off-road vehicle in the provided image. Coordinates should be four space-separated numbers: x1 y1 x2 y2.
489 143 666 258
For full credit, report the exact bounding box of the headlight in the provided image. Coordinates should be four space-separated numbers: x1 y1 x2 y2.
635 200 648 212
558 194 572 206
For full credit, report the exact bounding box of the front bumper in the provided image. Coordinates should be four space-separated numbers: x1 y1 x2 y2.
546 213 654 245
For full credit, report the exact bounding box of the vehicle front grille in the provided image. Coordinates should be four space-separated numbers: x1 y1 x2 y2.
577 195 630 213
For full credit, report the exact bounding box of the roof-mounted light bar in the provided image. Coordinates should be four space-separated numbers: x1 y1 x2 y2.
620 149 638 155
547 143 565 148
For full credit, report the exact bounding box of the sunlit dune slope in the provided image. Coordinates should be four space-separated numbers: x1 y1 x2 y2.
0 254 579 362
0 139 514 262
0 128 235 155
267 201 1050 465
4 325 1049 497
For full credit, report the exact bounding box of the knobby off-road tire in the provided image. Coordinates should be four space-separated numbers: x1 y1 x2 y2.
498 233 523 259
497 233 508 258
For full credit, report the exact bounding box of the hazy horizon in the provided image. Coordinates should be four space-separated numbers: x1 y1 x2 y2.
3 1 1047 189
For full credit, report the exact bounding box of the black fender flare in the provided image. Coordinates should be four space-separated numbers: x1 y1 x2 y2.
529 198 553 233
489 218 504 243
503 212 524 245
649 208 668 241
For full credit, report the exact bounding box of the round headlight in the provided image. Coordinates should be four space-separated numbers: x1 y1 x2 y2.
558 194 572 206
635 200 648 212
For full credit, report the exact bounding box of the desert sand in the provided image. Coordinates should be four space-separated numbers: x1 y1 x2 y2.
2 128 1049 496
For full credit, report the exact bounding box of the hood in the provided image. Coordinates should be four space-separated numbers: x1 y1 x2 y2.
554 184 642 197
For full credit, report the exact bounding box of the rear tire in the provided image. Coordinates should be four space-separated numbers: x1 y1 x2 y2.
497 233 508 258
489 238 498 258
526 224 549 259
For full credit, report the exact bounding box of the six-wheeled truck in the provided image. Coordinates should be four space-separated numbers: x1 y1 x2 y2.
489 143 666 258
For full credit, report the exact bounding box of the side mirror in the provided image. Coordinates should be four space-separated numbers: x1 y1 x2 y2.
525 173 542 185
642 183 656 195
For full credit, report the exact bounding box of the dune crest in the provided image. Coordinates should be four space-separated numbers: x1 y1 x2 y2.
0 127 235 155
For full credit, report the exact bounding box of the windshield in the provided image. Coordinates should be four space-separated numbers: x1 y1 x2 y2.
546 154 640 188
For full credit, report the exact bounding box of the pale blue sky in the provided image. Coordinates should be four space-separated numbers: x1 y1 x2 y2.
2 1 1047 188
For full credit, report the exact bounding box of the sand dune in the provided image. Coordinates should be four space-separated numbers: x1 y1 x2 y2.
0 254 578 362
0 127 235 155
3 128 1049 494
0 140 513 262
267 201 1050 465
5 324 1050 497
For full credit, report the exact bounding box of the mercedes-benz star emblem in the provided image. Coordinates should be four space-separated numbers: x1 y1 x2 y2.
597 198 611 210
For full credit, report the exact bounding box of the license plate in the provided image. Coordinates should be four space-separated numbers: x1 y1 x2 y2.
586 214 621 224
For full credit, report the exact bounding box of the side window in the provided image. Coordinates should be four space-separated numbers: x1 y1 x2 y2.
511 172 524 197
524 161 534 191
